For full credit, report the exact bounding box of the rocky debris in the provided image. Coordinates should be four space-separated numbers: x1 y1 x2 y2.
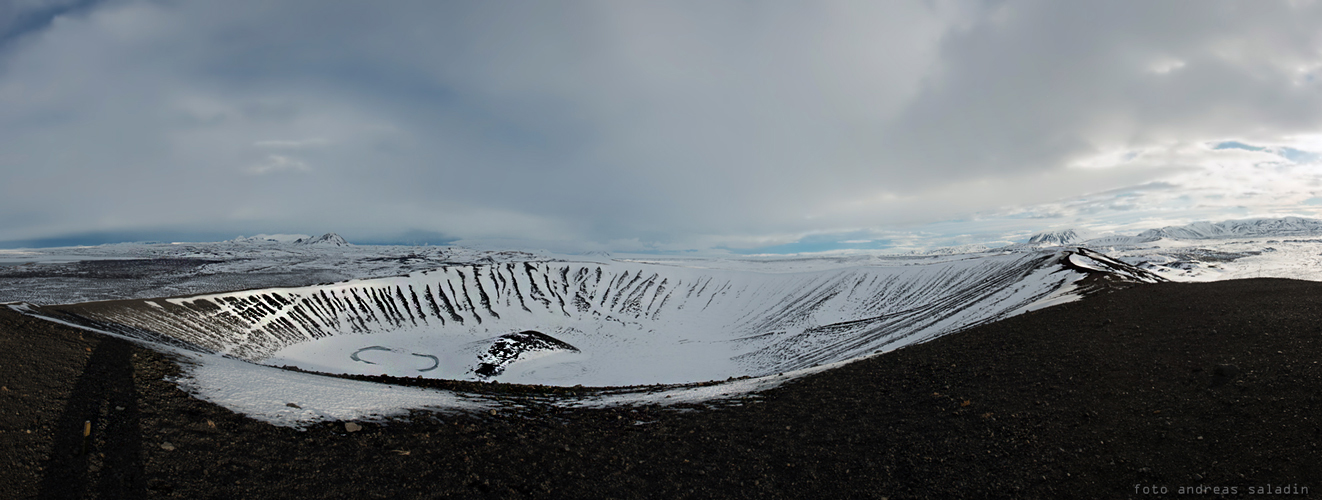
344 422 362 433
474 330 579 378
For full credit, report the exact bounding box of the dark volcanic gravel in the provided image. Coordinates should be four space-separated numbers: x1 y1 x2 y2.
2 278 1320 499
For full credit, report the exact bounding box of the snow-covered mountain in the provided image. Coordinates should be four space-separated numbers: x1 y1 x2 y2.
1027 229 1084 246
1018 217 1322 249
1131 217 1322 241
294 233 350 247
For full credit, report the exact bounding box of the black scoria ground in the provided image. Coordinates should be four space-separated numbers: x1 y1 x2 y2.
2 278 1320 499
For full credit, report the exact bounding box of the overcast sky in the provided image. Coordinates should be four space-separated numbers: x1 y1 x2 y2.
3 1 1322 252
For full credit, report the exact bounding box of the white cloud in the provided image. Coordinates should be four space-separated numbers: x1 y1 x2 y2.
1149 59 1187 74
246 155 310 175
2 1 1322 249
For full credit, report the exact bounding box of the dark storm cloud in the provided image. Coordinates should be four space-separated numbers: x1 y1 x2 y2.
2 1 1321 251
0 0 99 44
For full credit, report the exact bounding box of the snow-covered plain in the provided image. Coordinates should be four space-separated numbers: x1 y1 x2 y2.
7 218 1322 427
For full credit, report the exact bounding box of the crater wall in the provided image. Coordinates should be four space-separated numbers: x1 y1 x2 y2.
32 252 1078 385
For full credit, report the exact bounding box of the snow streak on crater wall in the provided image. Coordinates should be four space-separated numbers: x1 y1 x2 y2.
39 252 1079 386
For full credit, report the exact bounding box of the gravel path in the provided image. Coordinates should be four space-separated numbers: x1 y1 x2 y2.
2 278 1319 499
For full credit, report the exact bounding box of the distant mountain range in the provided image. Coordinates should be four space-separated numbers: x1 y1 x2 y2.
1028 216 1322 247
1135 217 1322 240
230 233 350 247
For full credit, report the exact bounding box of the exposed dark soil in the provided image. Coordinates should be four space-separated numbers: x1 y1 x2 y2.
0 259 223 280
2 278 1320 499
